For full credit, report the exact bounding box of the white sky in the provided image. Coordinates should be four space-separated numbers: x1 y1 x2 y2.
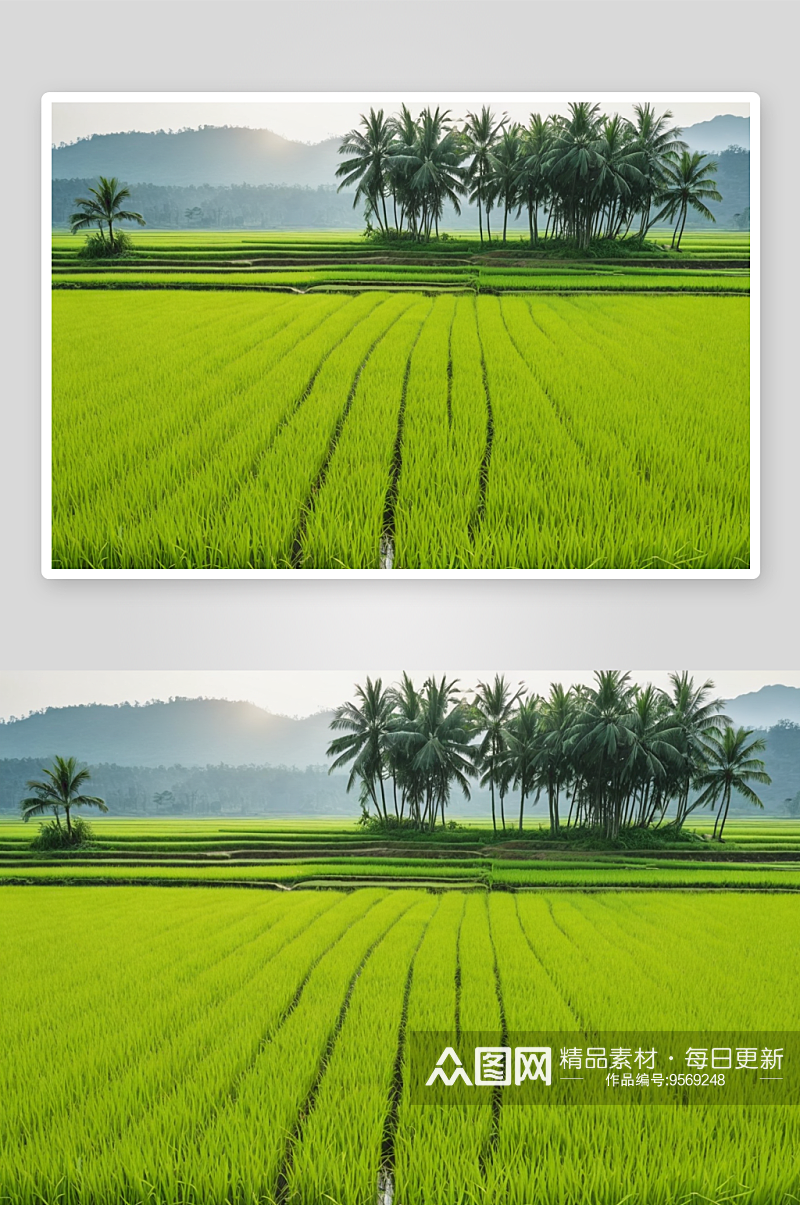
51 98 750 147
0 671 793 723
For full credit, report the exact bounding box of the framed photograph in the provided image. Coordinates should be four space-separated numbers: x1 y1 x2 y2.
42 91 758 577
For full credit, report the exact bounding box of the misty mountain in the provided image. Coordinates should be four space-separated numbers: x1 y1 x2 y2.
725 685 800 729
52 117 750 191
0 698 336 770
681 114 750 153
52 126 343 188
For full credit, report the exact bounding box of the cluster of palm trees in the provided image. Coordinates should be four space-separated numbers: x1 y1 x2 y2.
336 102 722 251
326 672 771 841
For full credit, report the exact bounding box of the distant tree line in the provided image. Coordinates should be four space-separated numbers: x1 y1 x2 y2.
2 761 350 817
328 672 774 841
337 102 737 249
52 179 363 231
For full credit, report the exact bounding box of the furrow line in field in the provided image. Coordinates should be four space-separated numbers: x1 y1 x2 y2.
290 306 410 567
380 306 431 563
454 894 466 1041
446 303 455 428
377 897 443 1205
480 897 510 1176
273 898 418 1205
469 303 494 542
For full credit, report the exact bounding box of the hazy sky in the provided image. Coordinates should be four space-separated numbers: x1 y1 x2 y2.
51 98 750 147
0 670 792 723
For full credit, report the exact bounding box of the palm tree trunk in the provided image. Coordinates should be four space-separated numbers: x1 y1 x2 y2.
478 196 483 246
718 786 733 841
65 806 72 837
107 218 114 251
486 209 492 243
676 203 689 251
378 774 388 821
490 778 496 833
499 787 506 831
518 788 526 832
502 202 508 243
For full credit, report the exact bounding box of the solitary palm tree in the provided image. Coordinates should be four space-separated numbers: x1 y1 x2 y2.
20 755 107 838
69 176 145 251
655 151 722 250
694 727 771 841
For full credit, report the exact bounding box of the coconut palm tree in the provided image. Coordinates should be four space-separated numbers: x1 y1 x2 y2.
535 683 578 834
568 670 640 838
545 102 605 247
387 104 421 235
20 755 107 838
396 677 474 830
463 106 507 245
591 114 644 239
631 103 687 238
336 108 395 234
654 151 722 250
667 672 729 829
326 677 395 819
489 125 523 243
504 695 541 831
515 114 551 246
693 727 771 841
69 176 145 251
405 107 466 241
387 671 424 821
473 674 525 832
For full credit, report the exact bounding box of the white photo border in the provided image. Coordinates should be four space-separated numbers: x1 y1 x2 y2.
41 90 760 580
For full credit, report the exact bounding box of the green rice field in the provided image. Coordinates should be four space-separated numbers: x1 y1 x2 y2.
2 886 797 1205
51 270 750 570
2 817 798 891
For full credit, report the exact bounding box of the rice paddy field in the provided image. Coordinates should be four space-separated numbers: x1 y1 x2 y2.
2 816 799 891
49 231 752 572
2 885 798 1205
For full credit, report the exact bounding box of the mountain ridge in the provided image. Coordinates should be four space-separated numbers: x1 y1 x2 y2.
0 685 794 771
52 115 751 189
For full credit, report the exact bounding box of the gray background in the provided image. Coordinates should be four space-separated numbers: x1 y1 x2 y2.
1 0 796 673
